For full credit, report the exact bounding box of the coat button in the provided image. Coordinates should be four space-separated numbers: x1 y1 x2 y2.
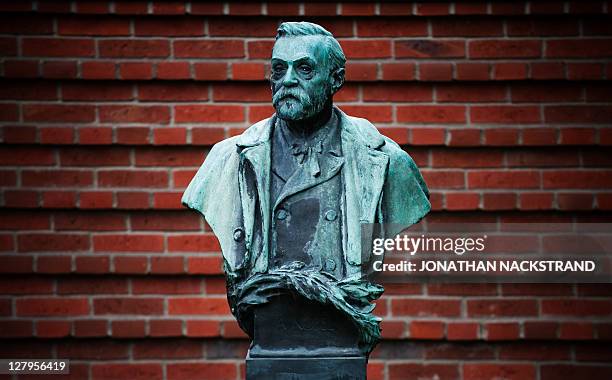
233 228 244 242
324 259 336 271
276 209 288 220
324 210 337 221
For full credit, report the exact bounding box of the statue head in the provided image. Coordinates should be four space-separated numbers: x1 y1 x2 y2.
271 22 346 122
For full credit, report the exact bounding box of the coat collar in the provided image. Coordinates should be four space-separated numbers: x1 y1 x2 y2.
236 106 386 151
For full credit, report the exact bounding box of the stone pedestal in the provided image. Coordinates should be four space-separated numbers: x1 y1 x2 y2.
246 356 366 380
245 294 367 379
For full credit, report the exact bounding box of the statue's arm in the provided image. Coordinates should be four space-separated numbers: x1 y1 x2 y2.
380 139 431 238
182 138 247 274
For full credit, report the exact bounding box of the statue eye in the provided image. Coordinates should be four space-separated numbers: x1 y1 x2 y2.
298 65 312 74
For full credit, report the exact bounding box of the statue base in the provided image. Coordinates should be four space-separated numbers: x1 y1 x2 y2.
244 294 367 379
246 355 366 380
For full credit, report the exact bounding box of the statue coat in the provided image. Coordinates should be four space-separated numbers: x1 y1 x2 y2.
182 106 431 281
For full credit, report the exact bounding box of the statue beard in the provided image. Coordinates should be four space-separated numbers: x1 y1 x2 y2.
272 86 330 122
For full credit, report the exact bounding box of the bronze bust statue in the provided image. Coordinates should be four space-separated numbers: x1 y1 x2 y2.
183 21 430 379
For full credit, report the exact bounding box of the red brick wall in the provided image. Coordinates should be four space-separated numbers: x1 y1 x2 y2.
1 1 612 379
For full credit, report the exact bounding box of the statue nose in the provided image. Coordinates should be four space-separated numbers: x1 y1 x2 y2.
282 66 299 87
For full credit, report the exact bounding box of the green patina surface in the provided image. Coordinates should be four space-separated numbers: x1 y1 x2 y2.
182 22 430 355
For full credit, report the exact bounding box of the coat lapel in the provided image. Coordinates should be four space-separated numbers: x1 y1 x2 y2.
273 154 344 210
237 118 273 273
339 109 389 266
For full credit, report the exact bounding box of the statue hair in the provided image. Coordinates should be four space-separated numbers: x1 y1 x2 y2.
275 22 346 72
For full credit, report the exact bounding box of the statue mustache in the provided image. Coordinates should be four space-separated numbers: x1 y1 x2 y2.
272 88 313 109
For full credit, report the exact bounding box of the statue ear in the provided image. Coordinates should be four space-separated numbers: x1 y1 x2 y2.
331 68 345 95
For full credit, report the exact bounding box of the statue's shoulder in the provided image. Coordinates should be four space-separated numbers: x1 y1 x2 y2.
342 112 414 167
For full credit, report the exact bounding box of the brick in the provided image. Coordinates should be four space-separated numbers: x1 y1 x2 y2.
63 83 133 101
0 321 32 337
117 127 150 145
167 363 236 380
79 192 114 209
16 298 89 316
168 234 220 252
520 193 554 210
120 62 153 79
358 20 427 37
18 233 89 252
346 62 378 81
40 127 74 144
23 104 95 123
186 320 220 337
114 256 148 274
146 320 183 337
547 39 612 57
545 106 612 124
485 322 521 340
82 61 116 79
531 62 565 79
471 106 540 124
37 255 71 273
94 298 164 315
419 63 453 81
175 105 244 123
22 38 95 57
445 193 480 210
389 364 458 380
339 105 392 122
111 190 146 210
396 40 465 58
193 62 228 80
568 62 603 79
397 105 465 123
75 124 112 145
57 341 129 359
464 364 535 380
42 61 77 78
468 170 540 189
484 128 519 145
187 256 223 274
75 256 111 273
168 297 231 315
153 192 183 208
99 39 170 58
380 63 413 80
174 40 244 58
542 299 612 316
410 321 444 339
4 190 39 208
94 234 164 252
437 84 505 102
156 62 191 79
494 62 528 80
543 170 612 189
42 191 76 208
468 299 537 317
470 40 541 58
456 63 489 80
60 147 130 166
74 320 107 337
98 170 168 188
131 212 201 231
135 18 204 36
433 19 503 36
3 60 39 78
391 299 461 317
340 40 391 59
508 19 579 36
58 16 130 35
111 320 146 337
36 320 71 338
447 323 479 340
99 105 170 123
92 364 162 380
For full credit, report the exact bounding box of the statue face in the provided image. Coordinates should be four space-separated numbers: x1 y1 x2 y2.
271 35 333 121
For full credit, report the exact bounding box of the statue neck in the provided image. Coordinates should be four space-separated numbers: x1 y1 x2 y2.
281 102 334 140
